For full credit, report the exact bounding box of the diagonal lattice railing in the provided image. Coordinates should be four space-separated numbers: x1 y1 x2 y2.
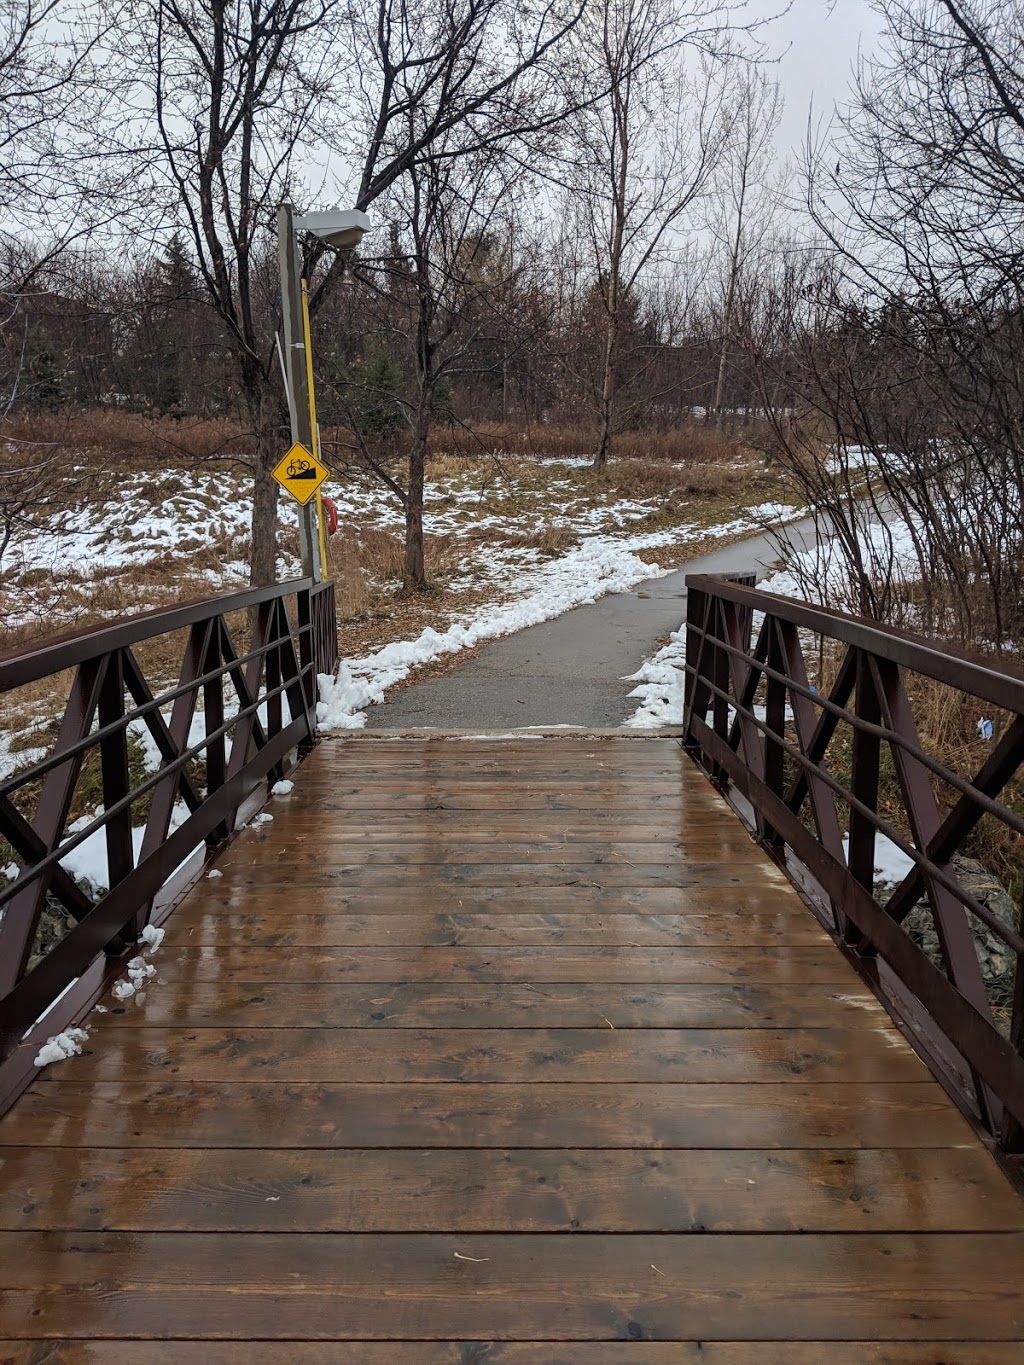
684 573 1024 1155
0 578 337 1113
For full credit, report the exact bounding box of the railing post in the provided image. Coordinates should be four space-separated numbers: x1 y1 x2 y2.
203 618 228 844
0 657 106 1006
297 584 317 750
683 584 708 752
97 649 135 945
846 649 881 949
762 617 787 849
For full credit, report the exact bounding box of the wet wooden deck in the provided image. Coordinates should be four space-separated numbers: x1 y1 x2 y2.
1 736 1023 1360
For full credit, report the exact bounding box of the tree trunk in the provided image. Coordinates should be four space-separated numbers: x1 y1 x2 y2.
248 381 281 587
593 314 618 471
403 408 428 592
714 242 742 427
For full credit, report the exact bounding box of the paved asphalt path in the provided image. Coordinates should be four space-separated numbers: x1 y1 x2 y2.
369 515 820 730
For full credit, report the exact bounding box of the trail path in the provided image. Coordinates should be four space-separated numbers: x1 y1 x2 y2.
369 515 819 730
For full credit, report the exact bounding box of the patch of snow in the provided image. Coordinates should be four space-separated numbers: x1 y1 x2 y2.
760 512 921 613
207 868 223 880
251 811 274 825
748 502 801 521
140 924 165 953
623 629 687 729
34 1026 89 1068
271 779 294 795
843 831 916 889
111 953 157 1003
57 800 193 896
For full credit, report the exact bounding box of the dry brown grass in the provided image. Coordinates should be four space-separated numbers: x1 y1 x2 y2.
502 524 578 557
0 410 251 466
593 457 748 501
329 526 469 622
425 419 759 465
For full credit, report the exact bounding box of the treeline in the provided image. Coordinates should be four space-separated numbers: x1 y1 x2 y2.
11 230 765 431
6 0 1024 634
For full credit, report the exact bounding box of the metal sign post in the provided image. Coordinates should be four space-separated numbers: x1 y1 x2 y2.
276 202 318 581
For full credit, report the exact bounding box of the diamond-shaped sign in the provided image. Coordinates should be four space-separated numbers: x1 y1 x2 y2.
271 442 329 506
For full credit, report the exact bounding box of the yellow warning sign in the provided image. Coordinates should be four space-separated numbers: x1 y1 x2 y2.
271 443 329 506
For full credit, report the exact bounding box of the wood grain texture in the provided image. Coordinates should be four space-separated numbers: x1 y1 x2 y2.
1 735 1020 1351
5 1081 973 1149
3 1146 1019 1233
161 910 830 947
87 981 882 1029
1 1345 1021 1364
2 1232 1023 1340
150 944 861 983
214 841 766 867
209 861 779 888
60 1026 929 1083
187 884 801 914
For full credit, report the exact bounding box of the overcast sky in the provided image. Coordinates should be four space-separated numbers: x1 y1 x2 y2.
750 0 886 160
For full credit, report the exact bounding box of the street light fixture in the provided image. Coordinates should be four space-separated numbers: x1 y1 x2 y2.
294 208 371 250
277 202 370 582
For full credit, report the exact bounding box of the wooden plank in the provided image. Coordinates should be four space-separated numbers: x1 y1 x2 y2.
3 1146 1018 1233
3 1081 973 1149
299 794 701 810
161 911 830 948
1 1344 1020 1364
150 945 860 984
257 821 733 838
296 781 700 797
56 1027 929 1083
187 884 803 916
2 1232 1023 1339
209 862 776 888
88 982 886 1030
217 841 765 867
307 767 693 781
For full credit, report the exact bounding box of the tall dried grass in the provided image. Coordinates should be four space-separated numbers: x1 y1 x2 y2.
594 458 747 500
0 410 252 466
427 420 756 464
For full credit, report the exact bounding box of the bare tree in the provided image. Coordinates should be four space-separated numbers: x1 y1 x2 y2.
1 1 111 404
562 0 758 469
331 139 528 591
707 65 782 422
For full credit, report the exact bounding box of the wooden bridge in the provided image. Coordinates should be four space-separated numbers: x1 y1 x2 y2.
2 578 1024 1358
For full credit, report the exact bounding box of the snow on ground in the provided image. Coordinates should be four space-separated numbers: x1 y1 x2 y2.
844 831 916 890
623 506 918 728
57 800 194 896
7 468 273 597
3 455 800 634
758 510 921 608
623 629 688 729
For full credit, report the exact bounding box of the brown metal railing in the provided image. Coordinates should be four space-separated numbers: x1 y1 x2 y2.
0 577 338 1112
684 573 1024 1156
